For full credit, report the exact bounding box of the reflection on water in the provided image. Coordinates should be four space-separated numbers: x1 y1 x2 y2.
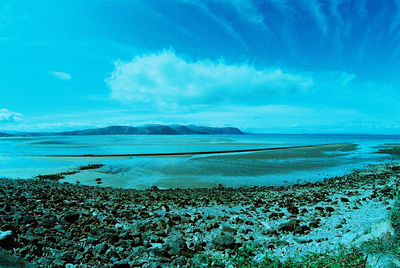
0 134 399 189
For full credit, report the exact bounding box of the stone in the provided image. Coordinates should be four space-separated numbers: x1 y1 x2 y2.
0 230 14 249
112 260 130 268
132 246 147 257
287 206 299 215
19 214 36 225
278 220 299 232
221 225 237 234
34 227 47 235
164 236 186 256
341 197 350 202
64 211 80 223
213 233 235 249
325 206 335 213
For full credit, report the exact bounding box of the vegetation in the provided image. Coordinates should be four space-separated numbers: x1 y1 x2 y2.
196 189 400 267
390 190 400 229
195 244 366 267
0 250 28 267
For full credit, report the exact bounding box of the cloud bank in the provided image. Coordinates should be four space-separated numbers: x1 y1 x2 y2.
106 50 314 107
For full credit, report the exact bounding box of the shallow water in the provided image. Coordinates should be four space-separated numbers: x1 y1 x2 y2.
0 134 399 189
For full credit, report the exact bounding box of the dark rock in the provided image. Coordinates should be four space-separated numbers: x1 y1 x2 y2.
269 212 285 220
300 208 308 214
112 260 130 268
0 230 14 249
287 206 299 215
278 220 299 233
221 225 237 234
19 214 36 225
309 219 321 228
64 211 80 223
325 206 335 213
34 227 47 235
213 233 235 249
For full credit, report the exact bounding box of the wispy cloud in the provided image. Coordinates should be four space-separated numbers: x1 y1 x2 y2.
49 71 72 81
0 108 22 122
106 50 314 108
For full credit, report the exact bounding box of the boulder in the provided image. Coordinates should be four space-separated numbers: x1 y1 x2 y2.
213 233 235 249
64 211 80 223
278 220 299 232
0 230 14 249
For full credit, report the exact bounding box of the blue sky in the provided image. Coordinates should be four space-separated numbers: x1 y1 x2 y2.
1 0 400 133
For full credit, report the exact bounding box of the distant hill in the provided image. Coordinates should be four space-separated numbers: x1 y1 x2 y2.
6 125 243 136
57 125 243 135
0 132 13 137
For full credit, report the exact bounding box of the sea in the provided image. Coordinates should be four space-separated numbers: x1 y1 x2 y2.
0 134 399 189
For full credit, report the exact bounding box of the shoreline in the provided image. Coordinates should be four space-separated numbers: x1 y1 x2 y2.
31 143 351 157
1 161 400 266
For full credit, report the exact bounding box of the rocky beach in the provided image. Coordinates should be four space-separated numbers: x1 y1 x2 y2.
1 157 400 267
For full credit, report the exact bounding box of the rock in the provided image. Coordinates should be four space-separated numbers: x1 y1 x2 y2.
95 243 108 255
309 219 321 228
53 259 66 266
19 214 36 225
164 235 189 256
341 197 350 202
325 206 335 213
0 230 14 249
60 251 74 262
213 233 235 249
300 208 309 214
278 220 299 232
268 212 285 220
34 227 47 235
132 246 147 257
287 206 299 215
112 260 130 268
221 225 237 234
315 207 324 214
64 211 80 223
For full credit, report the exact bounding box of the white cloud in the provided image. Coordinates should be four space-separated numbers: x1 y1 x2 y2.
106 50 314 107
0 108 22 122
49 71 72 80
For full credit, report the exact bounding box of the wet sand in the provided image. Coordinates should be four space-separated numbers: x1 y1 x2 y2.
57 143 360 189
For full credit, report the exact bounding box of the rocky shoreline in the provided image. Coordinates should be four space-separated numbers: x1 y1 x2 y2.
1 162 400 267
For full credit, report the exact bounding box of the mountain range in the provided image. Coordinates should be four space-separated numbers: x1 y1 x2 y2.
1 125 243 136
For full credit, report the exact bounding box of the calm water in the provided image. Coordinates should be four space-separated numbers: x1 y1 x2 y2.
0 134 399 189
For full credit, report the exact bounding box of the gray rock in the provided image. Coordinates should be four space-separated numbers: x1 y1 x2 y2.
132 246 147 257
164 236 185 256
34 227 46 235
213 233 235 249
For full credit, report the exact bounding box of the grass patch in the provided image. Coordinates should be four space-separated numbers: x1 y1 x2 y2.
195 244 366 267
0 250 29 267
